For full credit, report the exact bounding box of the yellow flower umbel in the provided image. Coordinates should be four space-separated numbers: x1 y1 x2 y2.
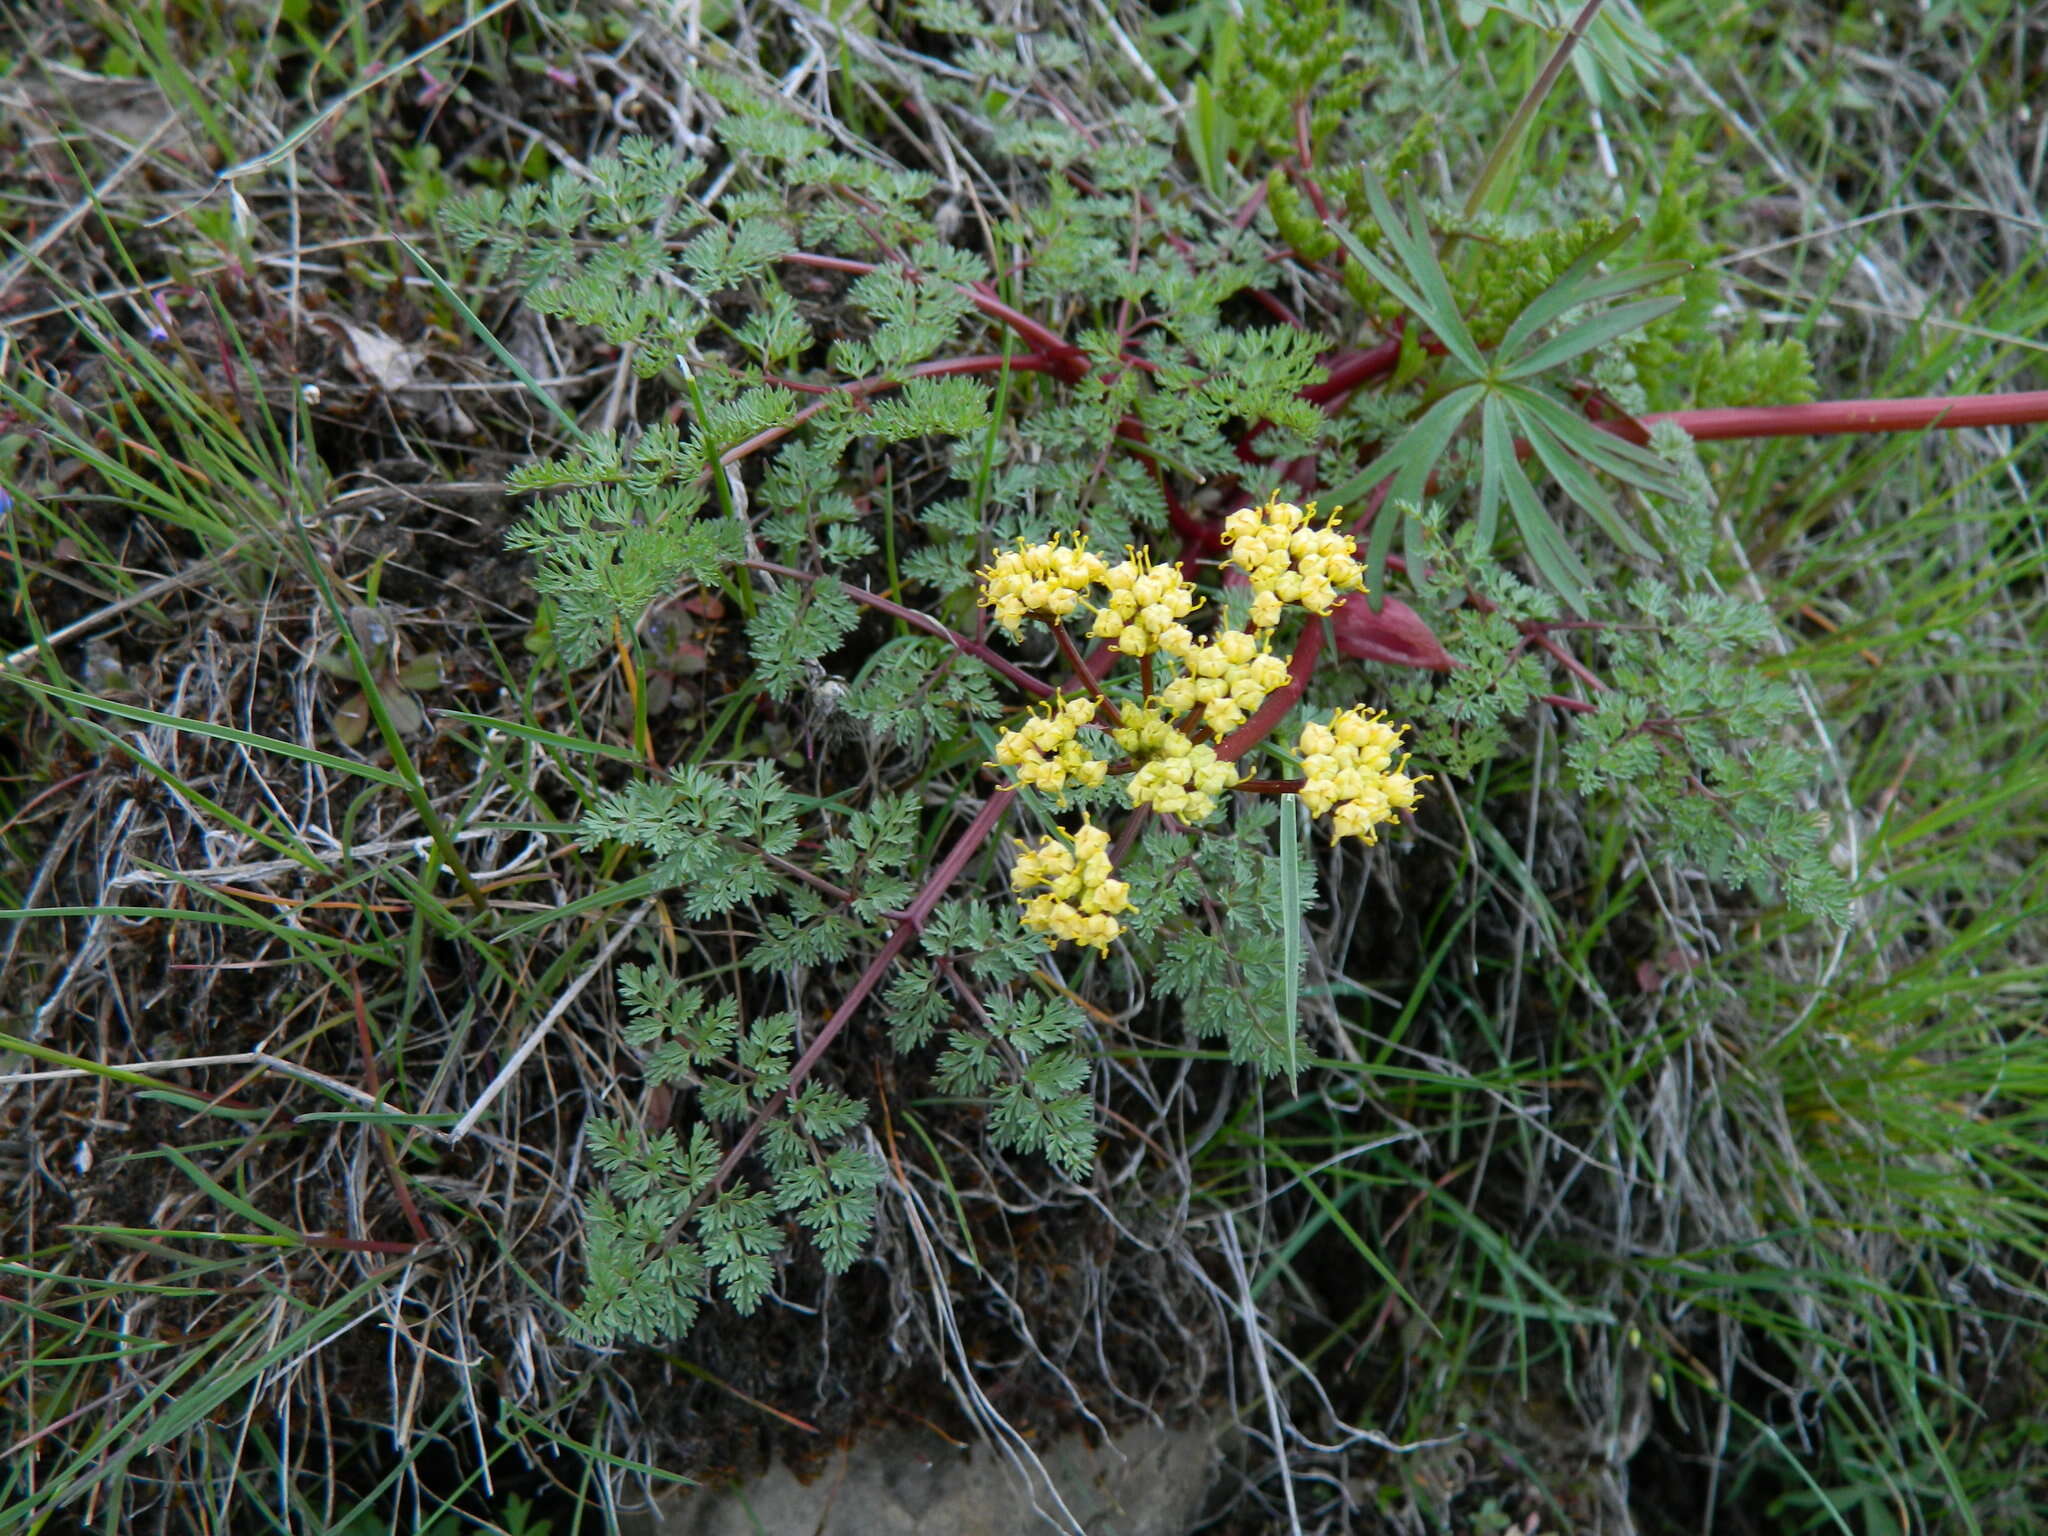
1295 707 1427 844
991 694 1108 801
1154 626 1294 735
977 534 1109 639
1113 705 1241 824
1089 547 1202 657
1222 493 1367 631
1012 819 1132 954
970 523 1424 944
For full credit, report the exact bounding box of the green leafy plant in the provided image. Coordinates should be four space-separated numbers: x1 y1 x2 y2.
315 603 446 747
559 500 1409 1340
434 28 2048 1353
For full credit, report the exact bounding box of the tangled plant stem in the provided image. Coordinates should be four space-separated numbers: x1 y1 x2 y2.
725 249 2048 578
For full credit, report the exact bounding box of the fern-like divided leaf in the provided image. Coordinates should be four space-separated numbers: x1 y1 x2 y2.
452 113 1003 671
565 755 1123 1345
573 953 884 1344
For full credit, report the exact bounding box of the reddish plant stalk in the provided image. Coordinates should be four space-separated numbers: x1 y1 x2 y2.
741 558 1050 699
1233 179 1271 231
1236 776 1309 794
1051 624 1121 724
1609 389 2048 445
1217 619 1326 764
672 790 1014 1240
717 351 1063 466
1527 631 1611 695
1301 335 1406 407
782 249 1088 379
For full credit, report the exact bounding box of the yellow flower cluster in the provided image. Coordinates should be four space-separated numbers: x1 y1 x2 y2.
1155 627 1293 735
1089 548 1201 657
1113 705 1241 824
990 695 1107 801
971 524 1423 947
1012 820 1132 954
1295 708 1427 844
1223 494 1367 631
977 534 1108 638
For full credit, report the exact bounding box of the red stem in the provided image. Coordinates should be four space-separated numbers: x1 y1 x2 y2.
674 790 1014 1240
1250 289 1307 329
718 351 1063 466
1528 631 1610 695
1301 336 1406 406
1608 390 2048 445
1233 180 1271 231
762 351 1056 395
742 558 1051 699
1290 142 1332 229
783 249 1089 380
1051 623 1120 723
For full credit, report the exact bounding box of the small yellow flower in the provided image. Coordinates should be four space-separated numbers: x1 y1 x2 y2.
990 694 1108 801
1113 704 1241 824
1155 627 1294 735
1295 707 1426 844
1222 493 1366 627
1089 547 1202 657
977 534 1108 638
1011 819 1132 954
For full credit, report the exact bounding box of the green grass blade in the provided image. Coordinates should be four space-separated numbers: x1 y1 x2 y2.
2 675 409 788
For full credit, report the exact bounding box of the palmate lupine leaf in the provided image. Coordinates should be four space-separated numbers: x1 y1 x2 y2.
1488 393 1593 602
1511 388 1647 555
1497 294 1684 380
1344 173 1487 376
1490 222 1687 361
1349 382 1486 562
1327 167 1691 613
